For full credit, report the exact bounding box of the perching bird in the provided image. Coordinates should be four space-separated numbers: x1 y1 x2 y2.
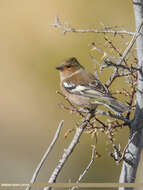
56 57 129 114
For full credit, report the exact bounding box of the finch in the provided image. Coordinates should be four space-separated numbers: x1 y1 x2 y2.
56 57 129 114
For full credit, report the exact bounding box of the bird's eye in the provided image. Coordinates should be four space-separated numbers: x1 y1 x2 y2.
66 65 71 68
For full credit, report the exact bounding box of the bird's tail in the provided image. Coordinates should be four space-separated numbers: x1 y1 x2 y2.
105 98 130 114
93 96 130 114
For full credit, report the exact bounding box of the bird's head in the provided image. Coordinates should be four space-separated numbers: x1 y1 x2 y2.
56 57 84 79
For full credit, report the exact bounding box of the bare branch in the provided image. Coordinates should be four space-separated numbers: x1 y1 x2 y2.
105 22 143 87
26 120 64 190
105 67 119 88
43 111 95 190
50 16 135 36
117 22 142 66
104 36 127 64
118 131 137 163
119 1 143 186
103 59 141 73
109 130 137 166
49 13 142 189
70 145 96 190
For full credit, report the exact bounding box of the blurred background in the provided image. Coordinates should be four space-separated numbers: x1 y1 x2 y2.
0 0 142 189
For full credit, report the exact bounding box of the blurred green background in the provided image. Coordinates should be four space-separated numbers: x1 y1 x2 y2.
0 0 142 190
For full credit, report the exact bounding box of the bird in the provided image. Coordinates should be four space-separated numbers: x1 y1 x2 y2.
56 57 129 114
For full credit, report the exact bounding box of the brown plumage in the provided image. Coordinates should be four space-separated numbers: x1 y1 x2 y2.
56 57 129 114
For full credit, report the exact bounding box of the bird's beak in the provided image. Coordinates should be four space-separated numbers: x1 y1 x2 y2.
56 65 64 70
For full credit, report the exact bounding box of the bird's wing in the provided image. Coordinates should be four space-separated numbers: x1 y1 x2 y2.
63 79 112 98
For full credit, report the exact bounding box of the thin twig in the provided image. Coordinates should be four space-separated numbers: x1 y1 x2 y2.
43 111 95 190
105 68 119 88
50 16 135 36
103 59 141 72
109 130 137 166
118 131 137 163
104 36 127 64
95 117 107 128
70 145 96 190
26 120 64 190
117 20 143 66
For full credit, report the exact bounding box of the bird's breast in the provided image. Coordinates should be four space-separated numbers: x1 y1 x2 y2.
60 82 89 106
